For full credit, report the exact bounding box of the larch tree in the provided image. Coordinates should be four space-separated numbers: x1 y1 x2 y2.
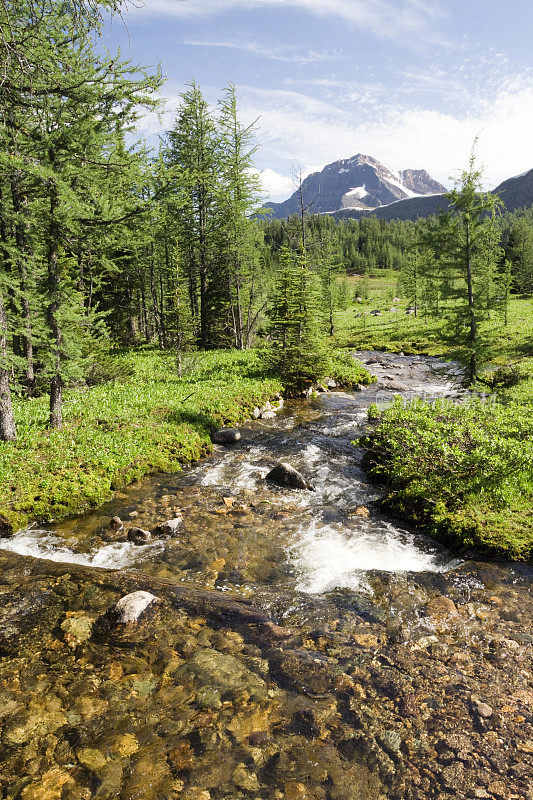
166 82 222 349
217 83 264 349
434 151 503 382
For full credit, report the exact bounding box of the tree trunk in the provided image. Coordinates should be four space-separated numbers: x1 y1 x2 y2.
125 275 136 342
149 243 163 349
49 374 63 429
465 217 477 382
0 184 17 441
46 180 63 429
0 291 17 442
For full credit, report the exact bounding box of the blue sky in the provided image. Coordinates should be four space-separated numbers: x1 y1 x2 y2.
102 0 533 200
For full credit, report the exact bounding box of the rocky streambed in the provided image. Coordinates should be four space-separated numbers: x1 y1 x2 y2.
0 353 531 800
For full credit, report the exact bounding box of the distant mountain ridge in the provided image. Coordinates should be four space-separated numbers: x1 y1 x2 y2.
265 155 533 223
332 167 533 222
266 154 446 219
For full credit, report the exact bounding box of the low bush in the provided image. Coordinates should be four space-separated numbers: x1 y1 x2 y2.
329 350 376 389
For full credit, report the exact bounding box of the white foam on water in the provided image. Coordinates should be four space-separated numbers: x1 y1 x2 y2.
223 460 271 490
199 460 228 486
411 381 457 397
0 529 161 569
200 446 270 490
301 443 323 464
320 414 365 436
291 519 451 594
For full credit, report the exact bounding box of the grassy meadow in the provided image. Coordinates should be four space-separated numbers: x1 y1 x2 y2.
336 271 533 561
0 350 283 533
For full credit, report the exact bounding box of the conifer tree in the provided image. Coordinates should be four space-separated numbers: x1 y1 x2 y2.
311 227 341 336
0 1 160 426
166 82 222 349
217 84 264 349
506 217 533 295
432 151 503 382
263 243 329 393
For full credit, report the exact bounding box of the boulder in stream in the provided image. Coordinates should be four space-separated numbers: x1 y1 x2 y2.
153 516 183 537
112 591 159 624
211 427 241 445
266 462 314 491
127 527 152 544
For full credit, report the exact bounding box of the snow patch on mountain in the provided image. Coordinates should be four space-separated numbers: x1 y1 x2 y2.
383 175 421 198
345 185 367 199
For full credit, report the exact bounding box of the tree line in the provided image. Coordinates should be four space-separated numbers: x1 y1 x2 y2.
0 1 271 440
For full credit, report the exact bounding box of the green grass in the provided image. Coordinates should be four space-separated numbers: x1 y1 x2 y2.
0 349 282 532
338 275 533 561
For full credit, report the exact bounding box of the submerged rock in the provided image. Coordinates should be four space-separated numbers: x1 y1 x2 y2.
0 590 63 656
179 647 268 701
61 616 93 648
76 747 107 773
112 591 159 624
266 462 314 491
232 763 260 792
211 428 241 445
19 767 73 800
425 596 458 620
4 707 68 745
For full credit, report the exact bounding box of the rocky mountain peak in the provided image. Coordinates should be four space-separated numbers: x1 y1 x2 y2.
266 154 447 219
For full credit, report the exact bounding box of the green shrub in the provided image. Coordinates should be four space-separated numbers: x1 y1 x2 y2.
360 397 533 561
488 364 525 389
86 352 136 385
329 350 375 389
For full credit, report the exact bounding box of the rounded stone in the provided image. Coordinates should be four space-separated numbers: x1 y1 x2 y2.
425 596 458 619
211 428 241 445
113 591 159 624
266 462 313 491
127 527 152 544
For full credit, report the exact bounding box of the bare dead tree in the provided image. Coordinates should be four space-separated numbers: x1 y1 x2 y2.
291 159 319 253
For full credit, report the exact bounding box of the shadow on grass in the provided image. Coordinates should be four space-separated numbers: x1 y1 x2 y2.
509 338 533 358
167 408 215 434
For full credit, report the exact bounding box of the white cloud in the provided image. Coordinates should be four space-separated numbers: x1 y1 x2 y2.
252 167 295 201
129 0 445 44
235 77 533 196
182 38 337 64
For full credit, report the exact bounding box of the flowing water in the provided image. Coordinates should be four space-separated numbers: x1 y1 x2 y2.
0 352 465 596
0 352 531 800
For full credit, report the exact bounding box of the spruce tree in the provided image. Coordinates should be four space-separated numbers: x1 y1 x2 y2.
263 243 329 393
506 217 533 295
